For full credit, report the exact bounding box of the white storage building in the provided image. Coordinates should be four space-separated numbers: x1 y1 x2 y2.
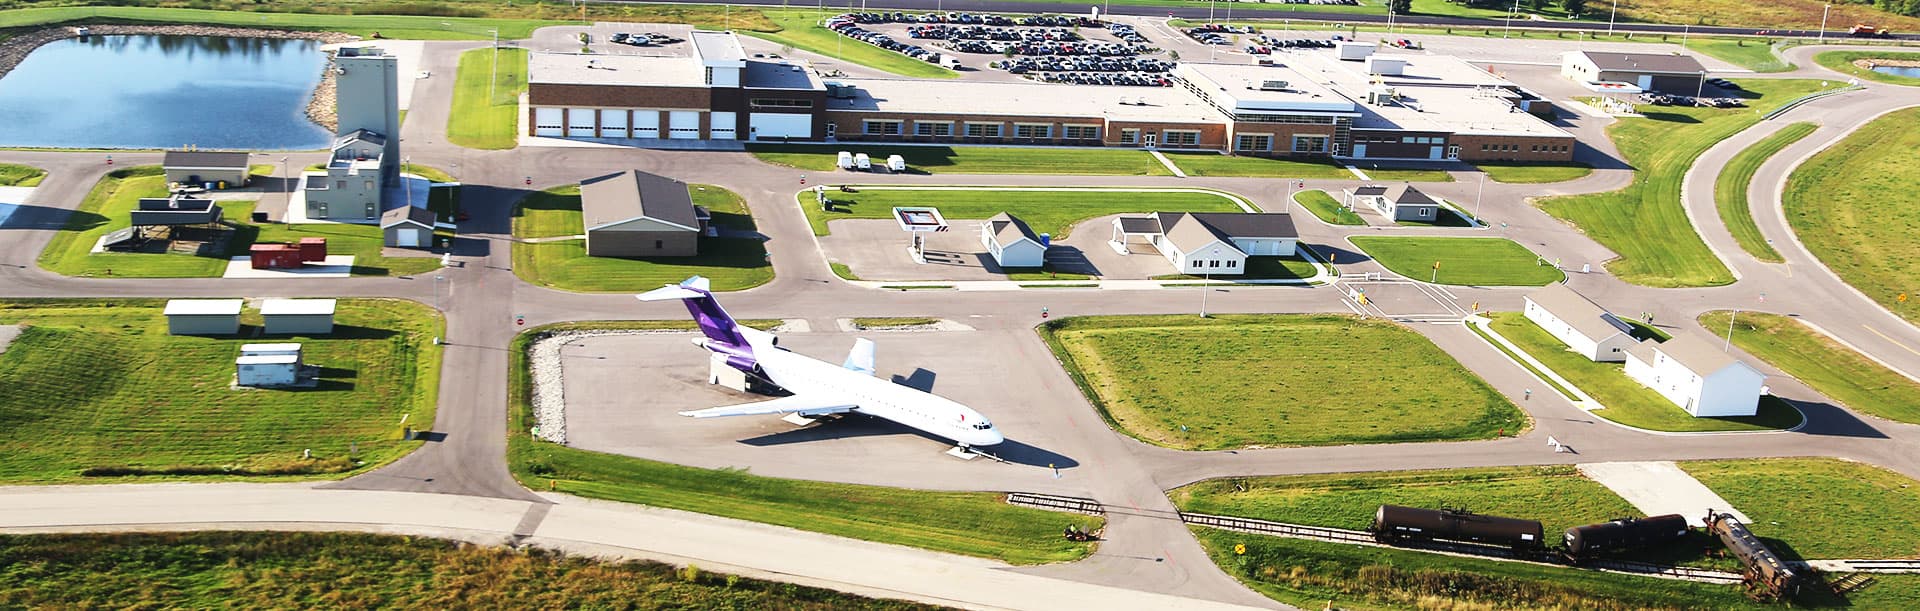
163 299 243 336
1624 333 1767 418
1522 283 1640 362
236 343 303 387
261 298 337 335
981 212 1048 268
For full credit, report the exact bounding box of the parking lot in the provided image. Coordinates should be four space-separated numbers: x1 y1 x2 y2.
826 12 1176 86
817 215 1178 281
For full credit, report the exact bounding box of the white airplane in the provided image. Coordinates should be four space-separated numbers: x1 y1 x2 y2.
639 276 1006 449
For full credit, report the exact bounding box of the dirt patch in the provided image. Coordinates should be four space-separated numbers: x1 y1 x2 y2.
0 324 19 355
1854 58 1920 69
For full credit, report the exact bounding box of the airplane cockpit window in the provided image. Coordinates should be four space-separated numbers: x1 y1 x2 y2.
972 421 993 430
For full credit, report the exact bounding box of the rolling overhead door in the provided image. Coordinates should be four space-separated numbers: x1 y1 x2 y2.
709 111 737 140
567 108 596 137
599 109 628 138
749 113 812 140
632 111 660 138
668 111 701 140
534 108 563 137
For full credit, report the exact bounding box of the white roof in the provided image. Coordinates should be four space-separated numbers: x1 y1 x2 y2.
1177 63 1357 114
236 354 300 365
164 299 243 316
241 343 303 353
529 52 705 88
827 78 1225 123
260 298 337 316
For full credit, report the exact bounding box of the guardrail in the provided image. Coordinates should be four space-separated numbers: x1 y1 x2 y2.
1005 492 1105 515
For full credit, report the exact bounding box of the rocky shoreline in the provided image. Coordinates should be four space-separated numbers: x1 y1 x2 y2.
0 24 358 130
1855 57 1920 69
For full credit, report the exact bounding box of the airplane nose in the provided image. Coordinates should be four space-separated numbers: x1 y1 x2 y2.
979 428 1006 446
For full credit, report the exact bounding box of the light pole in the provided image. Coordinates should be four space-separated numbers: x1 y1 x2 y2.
1818 3 1832 43
280 156 290 196
1608 0 1618 35
434 275 445 311
488 29 499 103
1474 172 1486 221
1695 71 1707 99
1681 24 1690 50
1504 0 1518 39
1199 248 1220 317
1284 178 1298 214
1724 309 1739 351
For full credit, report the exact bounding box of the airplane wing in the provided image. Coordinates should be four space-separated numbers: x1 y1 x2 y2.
678 394 858 418
842 338 876 376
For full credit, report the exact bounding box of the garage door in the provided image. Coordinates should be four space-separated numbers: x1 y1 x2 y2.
534 108 563 137
709 112 737 140
397 229 420 248
749 113 812 140
567 108 596 138
599 109 628 138
667 111 701 140
632 111 659 138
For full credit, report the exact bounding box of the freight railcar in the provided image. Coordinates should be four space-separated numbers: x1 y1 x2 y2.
1705 510 1802 600
1371 505 1545 551
1563 514 1691 563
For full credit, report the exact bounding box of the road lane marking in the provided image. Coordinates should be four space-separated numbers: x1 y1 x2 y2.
1861 325 1920 357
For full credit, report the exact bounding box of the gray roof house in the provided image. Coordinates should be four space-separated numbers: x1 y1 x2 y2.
1114 212 1300 275
1522 283 1639 362
580 170 711 258
161 150 251 188
1623 331 1767 418
380 205 436 248
1561 51 1708 93
982 212 1047 268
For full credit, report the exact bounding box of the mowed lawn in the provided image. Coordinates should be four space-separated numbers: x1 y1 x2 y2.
1716 122 1815 264
1160 153 1452 182
0 163 45 186
511 184 771 292
1815 51 1920 87
0 299 441 483
1349 237 1564 286
447 47 527 150
1683 457 1920 560
1476 161 1594 184
801 187 1245 237
0 532 936 610
1043 315 1525 450
1172 466 1635 536
1538 79 1841 288
1488 313 1802 432
1701 311 1920 425
37 167 441 277
1291 189 1363 226
505 324 1100 565
1785 107 1920 325
751 10 957 79
749 143 1169 175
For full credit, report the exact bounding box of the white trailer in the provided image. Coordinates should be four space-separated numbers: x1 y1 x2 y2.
886 154 907 172
854 153 872 171
836 151 855 170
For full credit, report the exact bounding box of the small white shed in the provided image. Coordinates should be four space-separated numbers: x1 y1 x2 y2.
261 298 337 335
981 212 1047 268
236 343 304 388
164 299 243 336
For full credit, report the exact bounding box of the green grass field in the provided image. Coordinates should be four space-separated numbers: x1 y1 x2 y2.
1701 311 1920 425
1476 161 1594 184
1683 457 1920 560
751 10 957 79
800 187 1245 237
1785 107 1920 325
0 531 934 610
505 323 1100 565
1814 51 1920 86
1042 315 1525 450
447 47 527 150
1349 237 1564 286
749 143 1170 175
0 163 45 187
37 167 441 278
1159 153 1453 182
1687 38 1795 73
1488 313 1802 432
1290 189 1364 226
1538 79 1840 287
511 184 771 292
1716 123 1815 264
1173 466 1636 536
0 299 441 483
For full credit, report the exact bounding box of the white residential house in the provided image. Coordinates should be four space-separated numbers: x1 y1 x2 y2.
1623 332 1767 418
1110 212 1298 276
981 212 1048 268
1522 283 1640 362
1344 183 1440 222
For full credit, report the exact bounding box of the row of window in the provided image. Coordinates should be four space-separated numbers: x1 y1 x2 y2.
1479 143 1571 153
863 120 1103 140
1195 259 1239 269
750 98 813 109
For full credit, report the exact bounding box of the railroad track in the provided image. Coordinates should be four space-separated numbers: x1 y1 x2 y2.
1004 492 1104 515
1181 512 1374 545
1833 559 1920 573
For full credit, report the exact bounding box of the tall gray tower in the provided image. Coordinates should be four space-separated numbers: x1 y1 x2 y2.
334 47 401 183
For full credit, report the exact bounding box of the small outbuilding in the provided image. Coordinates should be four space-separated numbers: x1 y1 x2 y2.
381 205 436 248
1113 212 1298 276
130 196 222 227
260 298 337 335
579 170 709 258
1522 283 1639 362
236 343 304 387
1623 332 1766 418
162 150 251 188
981 212 1047 268
1347 183 1439 222
1561 51 1707 93
163 299 243 336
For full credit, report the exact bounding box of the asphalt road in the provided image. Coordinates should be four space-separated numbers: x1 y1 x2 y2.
5 29 1920 609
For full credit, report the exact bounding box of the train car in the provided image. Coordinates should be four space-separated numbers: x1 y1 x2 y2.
1371 505 1545 551
1562 514 1691 563
1705 510 1802 601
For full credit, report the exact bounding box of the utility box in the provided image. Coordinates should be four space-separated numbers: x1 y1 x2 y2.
260 298 337 335
1337 41 1377 61
1366 56 1407 76
236 343 304 388
298 237 328 262
250 244 305 269
164 299 243 336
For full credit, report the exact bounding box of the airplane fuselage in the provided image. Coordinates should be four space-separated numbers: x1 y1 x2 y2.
756 345 1005 448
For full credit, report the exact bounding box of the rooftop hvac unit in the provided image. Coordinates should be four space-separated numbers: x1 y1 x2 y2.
1259 80 1291 91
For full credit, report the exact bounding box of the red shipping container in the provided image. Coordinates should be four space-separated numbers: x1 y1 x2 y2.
297 237 327 262
250 244 304 269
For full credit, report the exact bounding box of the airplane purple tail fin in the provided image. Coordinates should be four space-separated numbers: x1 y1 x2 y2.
637 277 757 370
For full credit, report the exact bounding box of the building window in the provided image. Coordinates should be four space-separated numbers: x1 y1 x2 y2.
1064 125 1099 139
1227 260 1238 268
364 180 374 190
750 99 813 109
1162 130 1200 146
1235 134 1272 152
704 67 713 85
1209 260 1221 268
655 240 664 249
336 180 346 189
1293 135 1328 153
1015 123 1052 138
863 120 901 135
965 122 1002 138
914 121 953 137
1120 128 1139 144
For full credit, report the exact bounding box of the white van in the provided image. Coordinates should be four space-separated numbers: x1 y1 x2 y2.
836 151 855 170
854 153 872 171
886 154 907 172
